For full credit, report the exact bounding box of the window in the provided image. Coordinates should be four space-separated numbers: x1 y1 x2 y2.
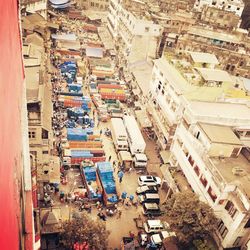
200 174 208 187
225 200 238 218
42 129 48 139
194 165 200 176
208 186 217 202
244 218 250 228
42 151 49 154
237 7 240 10
217 220 228 239
233 237 242 246
145 27 149 32
29 131 36 139
231 147 241 157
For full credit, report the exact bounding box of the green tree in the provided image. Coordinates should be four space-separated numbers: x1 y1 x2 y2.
163 191 218 245
60 212 110 250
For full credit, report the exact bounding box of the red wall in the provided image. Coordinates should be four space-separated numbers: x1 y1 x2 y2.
0 1 24 249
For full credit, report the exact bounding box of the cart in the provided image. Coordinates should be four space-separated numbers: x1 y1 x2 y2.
133 216 144 229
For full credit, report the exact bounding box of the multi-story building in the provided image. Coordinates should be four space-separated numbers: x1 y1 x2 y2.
200 5 241 29
24 43 53 169
107 0 162 65
193 0 245 17
21 0 47 20
25 59 52 166
77 0 110 10
0 1 37 250
147 51 250 249
169 25 250 78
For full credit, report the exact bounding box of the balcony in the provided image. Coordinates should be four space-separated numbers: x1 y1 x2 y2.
147 103 169 140
42 139 49 145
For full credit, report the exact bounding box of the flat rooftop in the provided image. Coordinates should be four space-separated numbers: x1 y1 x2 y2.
189 52 219 65
159 53 250 101
156 56 236 101
211 153 250 200
189 101 250 126
199 123 242 145
195 68 234 83
188 26 241 44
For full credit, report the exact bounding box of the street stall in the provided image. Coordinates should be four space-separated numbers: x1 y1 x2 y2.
96 162 119 207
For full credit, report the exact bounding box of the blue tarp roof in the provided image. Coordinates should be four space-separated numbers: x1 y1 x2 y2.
86 47 103 58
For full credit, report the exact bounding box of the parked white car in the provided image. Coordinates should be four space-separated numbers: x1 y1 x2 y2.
138 176 161 187
150 231 176 246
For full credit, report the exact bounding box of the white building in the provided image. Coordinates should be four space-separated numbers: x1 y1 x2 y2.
193 0 244 17
148 52 250 249
107 0 162 64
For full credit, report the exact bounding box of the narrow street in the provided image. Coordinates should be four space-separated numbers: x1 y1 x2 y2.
42 9 166 250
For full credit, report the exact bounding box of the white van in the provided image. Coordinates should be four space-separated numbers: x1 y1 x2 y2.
151 231 176 246
144 220 164 233
133 153 147 168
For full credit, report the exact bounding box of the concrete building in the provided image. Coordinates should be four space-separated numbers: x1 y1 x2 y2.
23 30 53 170
0 1 38 249
169 26 250 78
24 57 53 168
200 5 241 29
147 51 250 249
77 0 110 10
193 0 245 17
107 0 162 65
21 0 47 20
170 120 250 249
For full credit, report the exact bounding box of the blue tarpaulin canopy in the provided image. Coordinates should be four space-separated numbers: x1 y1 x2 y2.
86 47 103 58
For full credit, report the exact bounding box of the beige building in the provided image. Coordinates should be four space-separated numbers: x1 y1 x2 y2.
21 0 47 20
23 39 53 168
200 6 241 30
77 0 110 10
168 26 250 78
107 0 163 65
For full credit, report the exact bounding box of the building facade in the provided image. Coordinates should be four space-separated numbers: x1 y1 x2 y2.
147 52 250 249
21 0 47 20
107 0 162 65
168 26 250 78
193 0 244 17
0 1 35 249
77 0 110 10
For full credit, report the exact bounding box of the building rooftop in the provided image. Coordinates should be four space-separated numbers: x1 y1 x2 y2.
199 123 242 145
156 56 236 101
195 68 234 83
189 52 219 65
188 26 241 44
211 153 250 200
159 53 250 102
188 101 250 126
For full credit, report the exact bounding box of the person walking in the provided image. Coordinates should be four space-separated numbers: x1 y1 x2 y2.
116 209 122 219
118 170 124 183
